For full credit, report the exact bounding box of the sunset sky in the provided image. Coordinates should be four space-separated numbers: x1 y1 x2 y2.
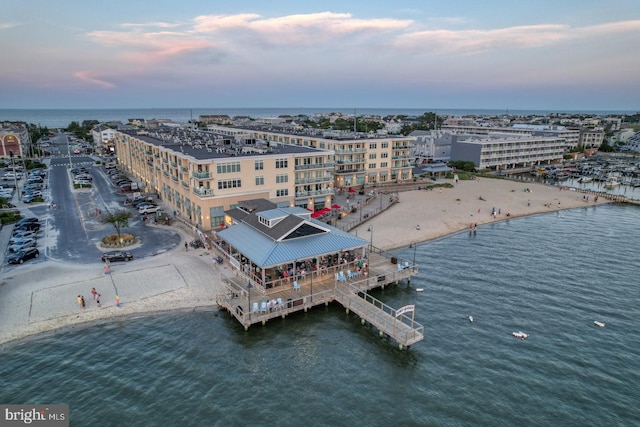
1 0 638 110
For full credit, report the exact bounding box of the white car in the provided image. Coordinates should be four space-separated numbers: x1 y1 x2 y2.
138 205 162 214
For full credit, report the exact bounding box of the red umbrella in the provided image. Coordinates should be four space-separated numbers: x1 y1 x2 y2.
348 188 356 193
320 207 331 213
311 211 323 218
331 204 341 209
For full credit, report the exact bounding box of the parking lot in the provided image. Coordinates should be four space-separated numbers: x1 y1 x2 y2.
1 133 181 271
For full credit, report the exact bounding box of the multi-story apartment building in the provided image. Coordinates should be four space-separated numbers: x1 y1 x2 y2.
579 128 605 149
450 133 566 170
113 128 334 231
206 125 414 188
444 124 581 150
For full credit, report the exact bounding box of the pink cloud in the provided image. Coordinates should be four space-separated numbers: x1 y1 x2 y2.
73 71 116 88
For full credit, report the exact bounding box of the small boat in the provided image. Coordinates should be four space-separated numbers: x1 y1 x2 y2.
416 288 424 292
468 315 474 323
604 178 620 188
512 331 529 340
578 176 593 183
594 321 605 328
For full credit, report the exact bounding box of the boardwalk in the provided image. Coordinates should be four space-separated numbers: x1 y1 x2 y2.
216 251 424 349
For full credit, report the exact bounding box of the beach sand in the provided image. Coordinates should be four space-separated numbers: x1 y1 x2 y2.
352 178 605 251
0 178 605 346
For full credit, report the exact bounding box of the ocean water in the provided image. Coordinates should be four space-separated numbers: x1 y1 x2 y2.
1 204 639 426
0 107 633 129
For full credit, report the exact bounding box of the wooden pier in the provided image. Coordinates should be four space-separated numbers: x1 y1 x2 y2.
216 251 424 349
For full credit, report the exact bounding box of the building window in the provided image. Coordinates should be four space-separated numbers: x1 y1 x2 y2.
369 153 377 159
381 142 389 148
216 161 241 174
381 152 388 158
255 160 263 170
276 174 288 184
275 158 288 169
369 163 377 169
217 179 242 189
210 206 225 228
276 189 289 197
369 142 377 149
381 162 388 168
255 176 264 186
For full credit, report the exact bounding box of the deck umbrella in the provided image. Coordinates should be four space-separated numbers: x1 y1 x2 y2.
331 204 341 209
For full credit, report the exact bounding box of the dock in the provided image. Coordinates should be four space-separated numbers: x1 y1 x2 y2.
216 251 424 349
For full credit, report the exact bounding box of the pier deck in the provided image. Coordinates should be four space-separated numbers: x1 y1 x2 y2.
217 252 424 349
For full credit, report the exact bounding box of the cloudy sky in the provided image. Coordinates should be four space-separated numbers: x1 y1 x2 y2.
1 0 638 110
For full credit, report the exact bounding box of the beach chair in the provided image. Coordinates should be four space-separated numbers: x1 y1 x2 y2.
335 273 340 281
276 297 283 309
260 301 267 313
348 269 357 279
339 271 347 282
293 280 300 291
252 302 259 313
404 261 409 269
397 263 402 271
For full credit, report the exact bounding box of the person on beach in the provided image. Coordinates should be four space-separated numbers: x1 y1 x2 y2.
91 287 98 300
212 257 218 268
77 295 83 309
96 295 101 308
185 242 188 252
81 296 86 309
115 294 120 308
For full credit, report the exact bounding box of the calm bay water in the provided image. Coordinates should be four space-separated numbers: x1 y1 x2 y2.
0 107 633 129
1 204 639 426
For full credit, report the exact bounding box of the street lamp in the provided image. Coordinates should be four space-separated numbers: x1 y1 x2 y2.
409 241 417 272
247 281 253 319
367 225 373 253
9 150 20 202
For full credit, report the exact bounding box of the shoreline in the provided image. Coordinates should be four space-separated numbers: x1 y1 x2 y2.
0 179 613 348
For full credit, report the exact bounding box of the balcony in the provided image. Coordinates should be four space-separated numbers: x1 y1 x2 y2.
193 187 215 197
295 188 334 198
294 162 334 171
180 166 189 173
162 158 168 164
294 175 333 185
334 167 365 174
334 148 366 154
171 175 178 183
170 161 177 168
192 171 212 179
181 181 189 189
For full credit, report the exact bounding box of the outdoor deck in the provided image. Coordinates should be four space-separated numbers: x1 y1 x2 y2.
216 251 424 349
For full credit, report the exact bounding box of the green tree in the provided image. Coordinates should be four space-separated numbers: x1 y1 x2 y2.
448 160 477 172
102 210 133 240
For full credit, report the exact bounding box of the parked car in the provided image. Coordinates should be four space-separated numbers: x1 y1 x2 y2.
9 238 37 253
101 251 133 262
16 217 39 226
7 248 40 264
14 222 40 232
10 231 37 243
23 194 44 204
138 205 162 214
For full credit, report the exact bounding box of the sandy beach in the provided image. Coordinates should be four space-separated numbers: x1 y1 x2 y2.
351 178 606 250
0 178 606 346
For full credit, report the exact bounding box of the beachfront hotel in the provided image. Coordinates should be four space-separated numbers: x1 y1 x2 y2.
205 124 415 189
0 122 30 158
449 133 567 171
113 128 334 231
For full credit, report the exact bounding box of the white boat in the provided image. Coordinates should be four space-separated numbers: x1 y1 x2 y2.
468 315 474 323
416 288 424 292
578 176 593 183
594 321 605 328
512 331 529 339
604 178 620 188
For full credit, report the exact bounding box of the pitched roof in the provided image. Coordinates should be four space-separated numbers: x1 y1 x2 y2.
218 203 367 268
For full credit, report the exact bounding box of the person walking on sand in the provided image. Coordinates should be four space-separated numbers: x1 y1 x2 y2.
115 294 120 308
96 295 102 308
81 296 86 309
185 242 188 252
91 287 98 300
77 295 83 309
